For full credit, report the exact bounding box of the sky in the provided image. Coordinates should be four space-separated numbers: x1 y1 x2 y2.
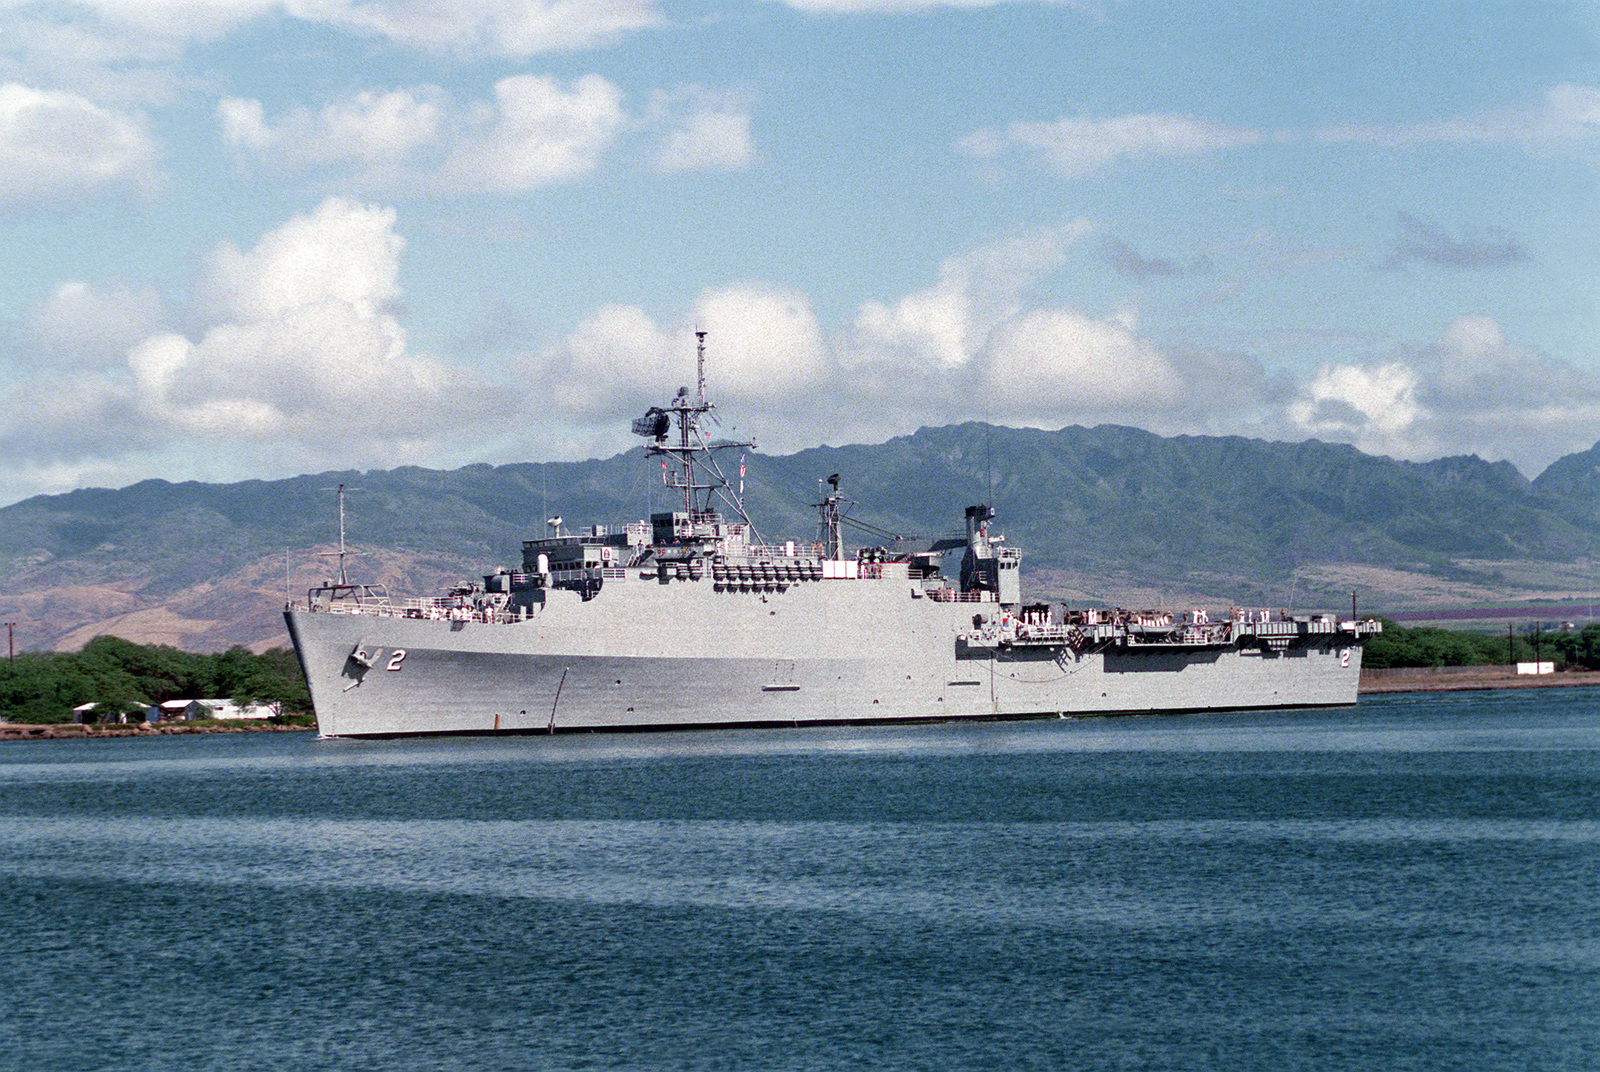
0 0 1595 506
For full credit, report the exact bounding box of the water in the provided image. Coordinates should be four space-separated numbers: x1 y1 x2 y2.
2 689 1597 1071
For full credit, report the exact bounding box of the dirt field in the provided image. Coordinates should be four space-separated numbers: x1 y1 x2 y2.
1359 669 1600 694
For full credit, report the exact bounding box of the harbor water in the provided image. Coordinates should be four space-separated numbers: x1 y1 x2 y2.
1 689 1597 1071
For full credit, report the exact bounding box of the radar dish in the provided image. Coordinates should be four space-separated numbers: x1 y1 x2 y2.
631 407 671 440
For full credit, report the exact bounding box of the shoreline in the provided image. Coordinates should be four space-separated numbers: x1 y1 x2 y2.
0 721 315 741
4 671 1598 740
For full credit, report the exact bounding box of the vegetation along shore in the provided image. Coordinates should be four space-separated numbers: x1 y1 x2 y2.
0 636 310 729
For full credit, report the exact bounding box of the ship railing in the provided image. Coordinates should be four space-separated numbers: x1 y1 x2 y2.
1229 608 1285 623
927 588 995 603
308 600 401 617
1121 623 1233 646
962 623 1072 647
1006 624 1073 646
731 543 825 562
312 599 520 625
400 599 522 624
1237 619 1300 637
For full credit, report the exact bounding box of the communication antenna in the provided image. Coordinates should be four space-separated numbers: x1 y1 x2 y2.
986 426 994 508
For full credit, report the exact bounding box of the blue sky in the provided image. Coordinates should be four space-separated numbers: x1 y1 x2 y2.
0 0 1595 505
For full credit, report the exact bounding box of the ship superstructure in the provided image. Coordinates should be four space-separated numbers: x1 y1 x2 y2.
286 337 1379 738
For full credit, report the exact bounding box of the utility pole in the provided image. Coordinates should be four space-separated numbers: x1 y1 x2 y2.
3 621 13 661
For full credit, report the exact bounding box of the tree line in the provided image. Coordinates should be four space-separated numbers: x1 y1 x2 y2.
0 636 312 724
1363 618 1600 670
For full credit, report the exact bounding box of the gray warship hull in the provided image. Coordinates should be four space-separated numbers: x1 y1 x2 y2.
287 568 1366 738
288 337 1375 738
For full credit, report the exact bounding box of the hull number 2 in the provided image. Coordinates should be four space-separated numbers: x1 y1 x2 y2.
386 649 408 671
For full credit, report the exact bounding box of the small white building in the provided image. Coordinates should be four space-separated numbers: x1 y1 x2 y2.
73 702 145 724
154 699 278 721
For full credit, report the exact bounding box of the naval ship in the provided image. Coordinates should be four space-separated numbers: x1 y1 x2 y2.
286 335 1380 738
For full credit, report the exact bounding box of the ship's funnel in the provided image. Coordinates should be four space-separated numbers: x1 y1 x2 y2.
965 504 994 557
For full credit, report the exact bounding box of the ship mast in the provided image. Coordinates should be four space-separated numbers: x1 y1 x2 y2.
633 332 756 528
817 474 844 560
306 483 389 607
697 328 708 409
318 483 359 585
671 331 709 515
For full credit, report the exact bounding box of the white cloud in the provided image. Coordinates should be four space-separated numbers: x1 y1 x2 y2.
319 0 664 57
218 89 445 174
226 75 750 193
960 84 1600 183
0 83 158 206
978 309 1184 418
195 196 405 321
1421 315 1600 466
1278 315 1600 470
438 74 625 192
772 0 1097 12
649 88 755 174
540 304 675 416
959 112 1264 178
0 280 173 484
23 0 275 39
123 197 492 445
0 370 153 466
0 0 662 61
0 1 662 115
22 281 168 370
0 15 189 104
1438 313 1508 362
690 283 832 401
852 221 1092 369
7 217 1595 506
519 222 1267 454
1285 362 1425 457
531 283 830 417
1316 84 1600 153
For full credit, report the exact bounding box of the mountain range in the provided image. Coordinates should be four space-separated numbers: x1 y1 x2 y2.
5 423 1600 653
